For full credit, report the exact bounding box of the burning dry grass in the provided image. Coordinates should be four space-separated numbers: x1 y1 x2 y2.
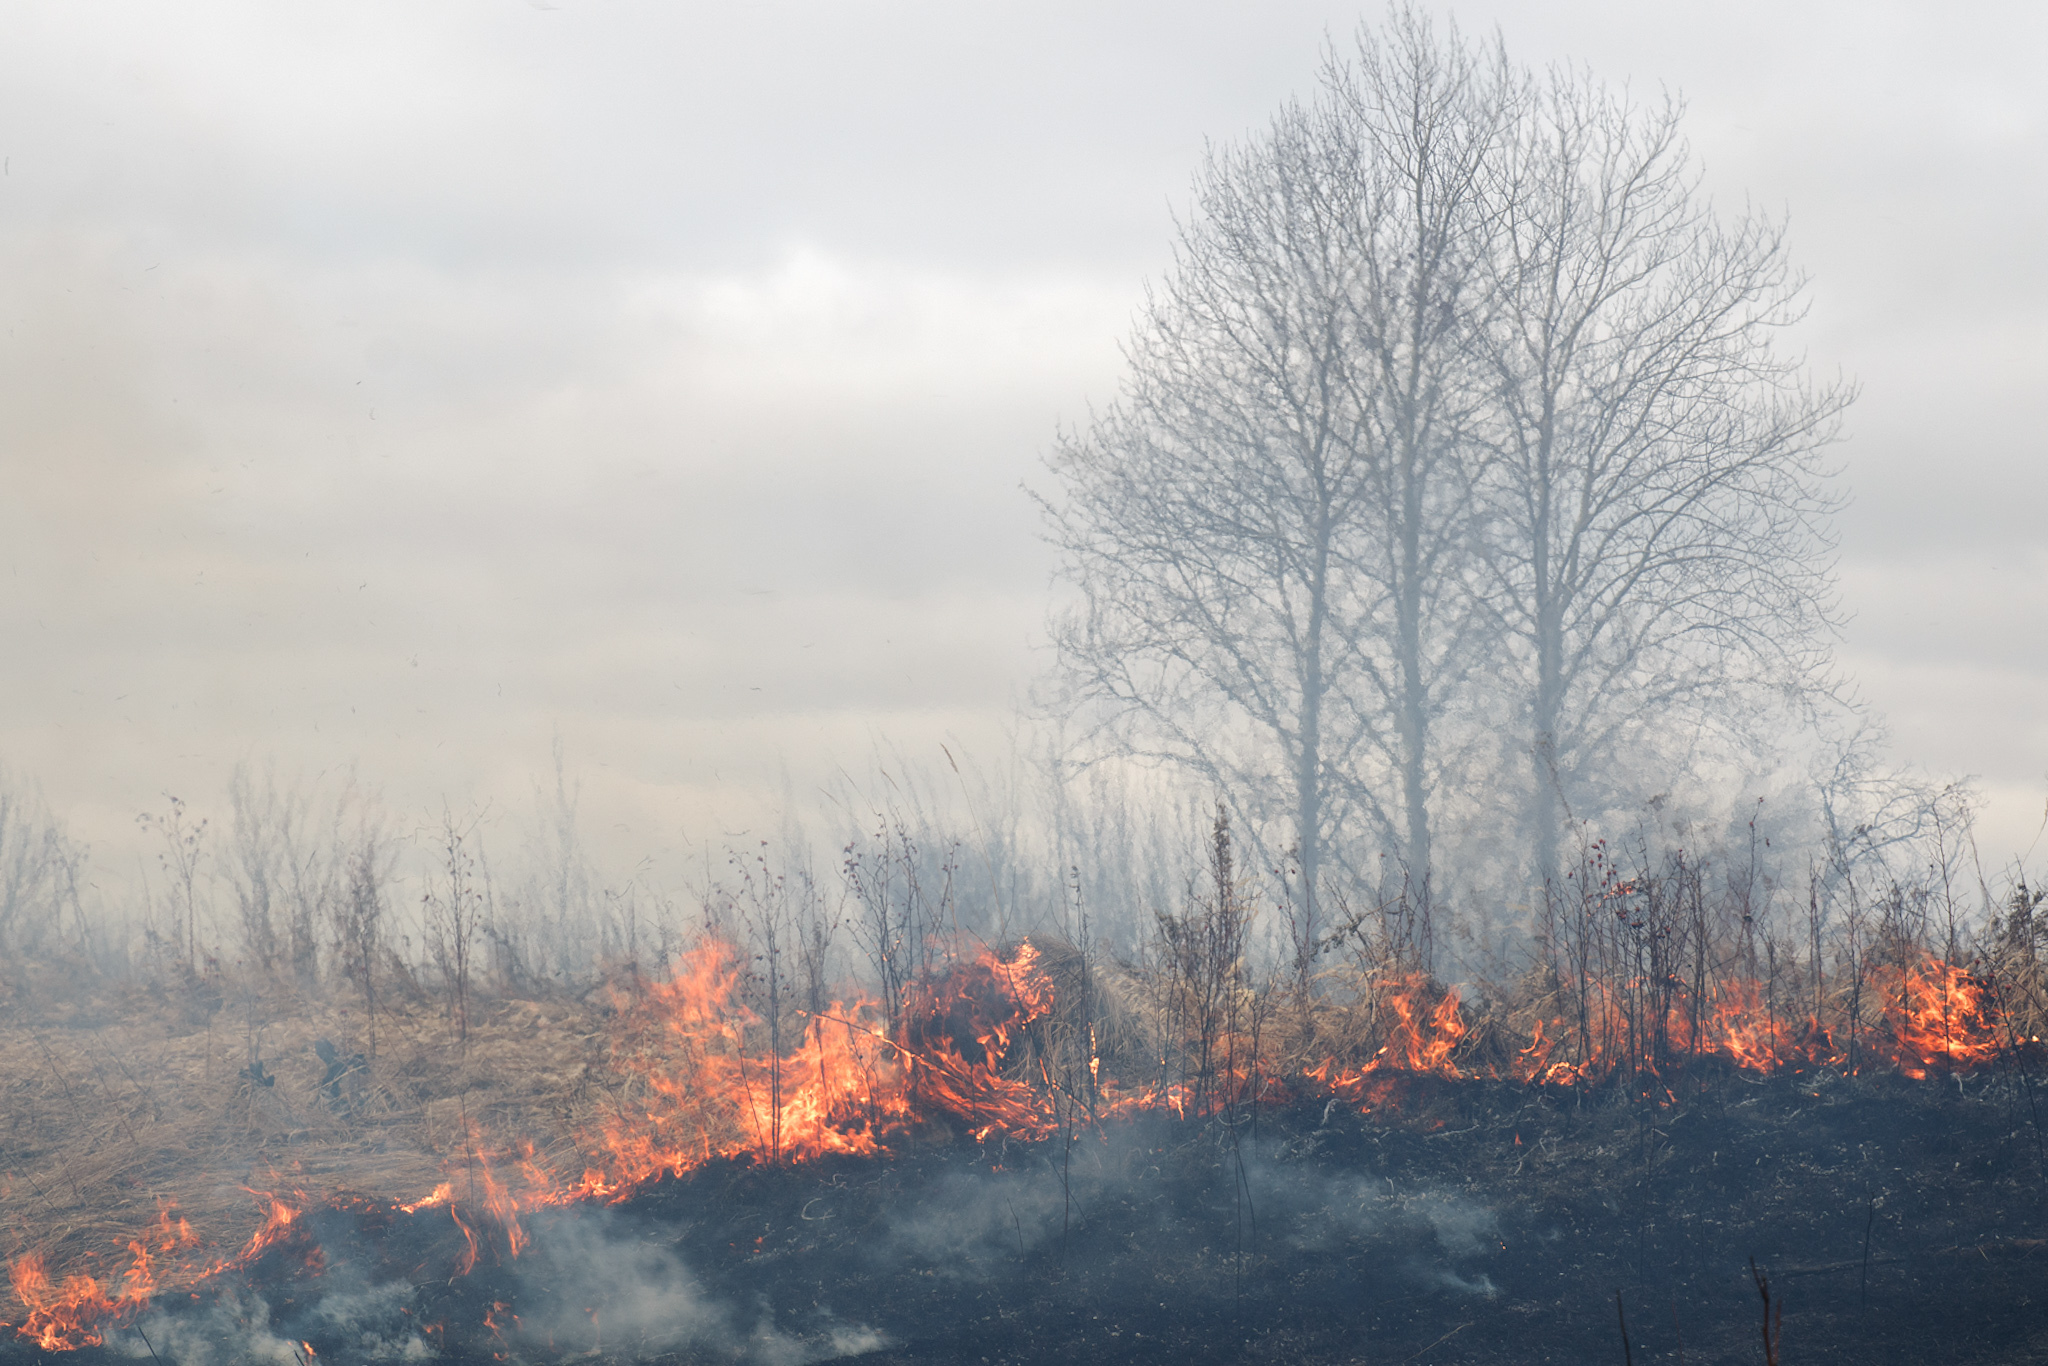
6 843 2048 1353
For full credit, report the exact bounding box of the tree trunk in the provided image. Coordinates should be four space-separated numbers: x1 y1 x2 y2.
1396 488 1433 894
1529 400 1563 893
1296 526 1331 951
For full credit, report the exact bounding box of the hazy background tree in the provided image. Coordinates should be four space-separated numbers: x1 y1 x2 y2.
1474 68 1851 889
1320 14 1517 897
1048 6 1852 919
1041 11 1517 929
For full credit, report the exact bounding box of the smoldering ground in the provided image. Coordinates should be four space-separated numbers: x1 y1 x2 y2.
109 1284 430 1366
10 1072 2048 1365
57 1115 1504 1365
486 1208 886 1365
374 1199 891 1364
846 1120 1506 1298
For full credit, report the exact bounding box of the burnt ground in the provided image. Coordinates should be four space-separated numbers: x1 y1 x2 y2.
10 1063 2048 1365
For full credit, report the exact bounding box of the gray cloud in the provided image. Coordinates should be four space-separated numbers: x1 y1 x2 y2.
4 0 2044 874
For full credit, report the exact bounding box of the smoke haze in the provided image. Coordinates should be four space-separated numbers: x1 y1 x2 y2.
3 1 2044 880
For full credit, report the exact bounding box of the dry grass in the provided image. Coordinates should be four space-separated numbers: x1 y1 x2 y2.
0 963 610 1316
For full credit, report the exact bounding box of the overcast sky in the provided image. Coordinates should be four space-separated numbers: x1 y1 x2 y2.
4 1 2044 886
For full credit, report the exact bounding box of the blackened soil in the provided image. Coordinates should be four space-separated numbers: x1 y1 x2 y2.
14 1065 2048 1365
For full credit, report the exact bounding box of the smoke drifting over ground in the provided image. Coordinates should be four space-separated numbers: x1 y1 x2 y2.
1248 1161 1503 1297
86 1202 890 1366
501 1210 886 1365
119 1284 429 1366
878 1130 1504 1298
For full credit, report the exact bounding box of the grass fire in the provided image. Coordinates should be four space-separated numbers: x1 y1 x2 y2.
5 6 2047 1365
6 808 2048 1363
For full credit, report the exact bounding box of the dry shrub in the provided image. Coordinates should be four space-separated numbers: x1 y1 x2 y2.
1985 881 2048 1044
1011 934 1146 1102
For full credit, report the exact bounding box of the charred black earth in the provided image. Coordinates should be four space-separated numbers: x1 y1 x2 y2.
12 1066 2048 1365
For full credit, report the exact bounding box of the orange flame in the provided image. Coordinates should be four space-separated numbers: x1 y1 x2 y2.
575 938 1062 1191
1878 957 2000 1079
6 1241 155 1351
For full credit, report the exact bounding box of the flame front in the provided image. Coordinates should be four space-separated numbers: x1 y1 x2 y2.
583 939 1059 1188
2 935 2025 1349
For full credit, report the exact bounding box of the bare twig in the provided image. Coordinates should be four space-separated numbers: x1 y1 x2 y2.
1750 1257 1782 1366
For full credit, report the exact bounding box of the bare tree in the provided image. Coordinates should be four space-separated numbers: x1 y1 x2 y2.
1048 8 1851 911
1042 11 1515 922
1473 71 1851 888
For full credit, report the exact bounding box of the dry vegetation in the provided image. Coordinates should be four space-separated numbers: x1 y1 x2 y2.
0 962 610 1299
5 773 2048 1359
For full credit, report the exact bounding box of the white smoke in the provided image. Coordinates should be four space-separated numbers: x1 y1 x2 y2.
881 1166 1073 1273
1241 1160 1503 1296
510 1208 885 1364
112 1283 432 1365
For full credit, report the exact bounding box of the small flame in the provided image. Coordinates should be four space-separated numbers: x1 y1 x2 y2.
5 1240 155 1350
400 1183 454 1214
